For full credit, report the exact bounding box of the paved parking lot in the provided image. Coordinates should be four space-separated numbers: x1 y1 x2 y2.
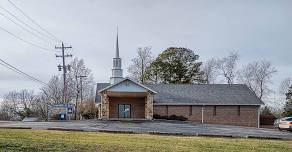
0 120 291 140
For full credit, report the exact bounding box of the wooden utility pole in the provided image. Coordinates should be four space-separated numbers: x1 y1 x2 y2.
55 42 72 103
75 75 79 120
74 75 86 120
78 75 87 104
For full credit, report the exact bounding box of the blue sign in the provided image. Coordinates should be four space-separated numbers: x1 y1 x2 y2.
67 107 73 114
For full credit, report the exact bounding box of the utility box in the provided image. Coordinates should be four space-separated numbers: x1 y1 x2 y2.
59 113 66 120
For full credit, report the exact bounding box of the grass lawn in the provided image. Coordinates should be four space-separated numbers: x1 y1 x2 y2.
0 129 291 152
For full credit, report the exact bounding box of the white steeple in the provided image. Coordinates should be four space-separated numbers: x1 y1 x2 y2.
110 29 123 84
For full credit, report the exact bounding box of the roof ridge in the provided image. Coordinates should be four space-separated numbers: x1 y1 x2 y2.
145 83 246 86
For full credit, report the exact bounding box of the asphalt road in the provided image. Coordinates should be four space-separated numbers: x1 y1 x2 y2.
0 120 291 140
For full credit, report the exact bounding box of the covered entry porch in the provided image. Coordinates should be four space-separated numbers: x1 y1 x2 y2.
98 78 156 120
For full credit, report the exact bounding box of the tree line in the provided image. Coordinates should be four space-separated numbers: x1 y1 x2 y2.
127 47 291 117
0 58 97 120
0 47 291 120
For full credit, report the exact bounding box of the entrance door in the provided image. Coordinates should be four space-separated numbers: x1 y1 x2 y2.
118 104 131 118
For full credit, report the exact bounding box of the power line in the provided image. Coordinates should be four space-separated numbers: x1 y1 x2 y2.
0 58 48 86
0 6 59 44
0 58 47 85
7 0 62 43
0 61 36 83
0 11 55 46
0 25 55 52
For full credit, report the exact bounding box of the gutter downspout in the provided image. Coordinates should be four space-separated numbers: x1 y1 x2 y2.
258 106 260 128
201 105 205 124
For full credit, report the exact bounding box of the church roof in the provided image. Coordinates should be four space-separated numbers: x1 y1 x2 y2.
95 82 264 105
98 77 157 94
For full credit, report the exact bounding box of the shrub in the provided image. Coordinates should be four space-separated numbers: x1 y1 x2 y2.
153 114 187 121
78 101 98 119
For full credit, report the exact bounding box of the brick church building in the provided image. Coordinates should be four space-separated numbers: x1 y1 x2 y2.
96 34 264 128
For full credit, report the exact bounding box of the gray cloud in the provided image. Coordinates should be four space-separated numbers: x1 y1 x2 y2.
0 0 291 98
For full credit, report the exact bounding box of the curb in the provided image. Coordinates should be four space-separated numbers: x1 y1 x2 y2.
0 126 32 129
47 128 84 132
98 130 136 134
246 135 284 140
197 133 233 138
147 131 194 136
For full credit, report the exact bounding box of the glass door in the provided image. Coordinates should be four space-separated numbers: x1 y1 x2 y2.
118 104 131 118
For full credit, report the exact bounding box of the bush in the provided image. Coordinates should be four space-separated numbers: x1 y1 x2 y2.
261 106 273 115
283 108 292 117
260 115 277 125
153 114 187 121
282 102 292 117
50 114 60 120
78 101 98 120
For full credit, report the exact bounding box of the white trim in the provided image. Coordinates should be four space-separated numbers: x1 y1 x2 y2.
201 106 204 124
258 106 260 128
98 77 157 94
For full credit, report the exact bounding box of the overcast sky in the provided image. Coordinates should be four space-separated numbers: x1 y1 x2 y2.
0 0 291 102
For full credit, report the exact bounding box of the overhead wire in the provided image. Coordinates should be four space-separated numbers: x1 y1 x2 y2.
0 1 70 87
7 0 62 43
0 58 48 86
0 6 59 44
0 11 55 46
0 25 55 52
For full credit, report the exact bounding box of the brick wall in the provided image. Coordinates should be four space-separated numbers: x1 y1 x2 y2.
153 105 259 127
109 97 145 118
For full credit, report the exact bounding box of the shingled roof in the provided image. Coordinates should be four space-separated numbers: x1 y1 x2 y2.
95 83 264 105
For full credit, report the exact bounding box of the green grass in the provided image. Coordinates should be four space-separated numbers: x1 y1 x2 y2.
0 129 291 152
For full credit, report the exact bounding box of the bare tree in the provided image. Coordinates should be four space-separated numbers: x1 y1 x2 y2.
279 77 292 95
33 94 49 120
67 58 95 102
41 58 94 105
0 91 18 120
202 58 219 84
0 90 36 120
40 75 63 104
237 61 277 100
127 47 153 83
38 58 95 120
217 52 239 84
18 89 35 117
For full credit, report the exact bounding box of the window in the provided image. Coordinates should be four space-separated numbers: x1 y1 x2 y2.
213 106 217 116
118 104 131 118
237 106 240 116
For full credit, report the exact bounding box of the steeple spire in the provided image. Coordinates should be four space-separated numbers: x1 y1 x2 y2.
116 27 119 58
110 27 123 84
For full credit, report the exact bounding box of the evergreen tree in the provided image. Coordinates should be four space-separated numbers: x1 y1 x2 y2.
145 47 204 84
283 86 292 117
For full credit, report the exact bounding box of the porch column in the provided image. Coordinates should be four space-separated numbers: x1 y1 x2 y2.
101 93 109 119
145 92 154 119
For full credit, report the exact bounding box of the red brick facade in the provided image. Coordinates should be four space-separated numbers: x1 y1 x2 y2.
106 97 260 127
109 97 145 118
154 105 260 127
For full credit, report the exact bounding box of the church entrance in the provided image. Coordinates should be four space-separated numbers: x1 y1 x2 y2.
109 96 145 119
98 78 155 120
118 104 131 118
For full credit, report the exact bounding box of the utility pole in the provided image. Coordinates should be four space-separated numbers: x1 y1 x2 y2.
74 75 86 120
75 75 79 120
78 75 87 104
55 42 72 104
